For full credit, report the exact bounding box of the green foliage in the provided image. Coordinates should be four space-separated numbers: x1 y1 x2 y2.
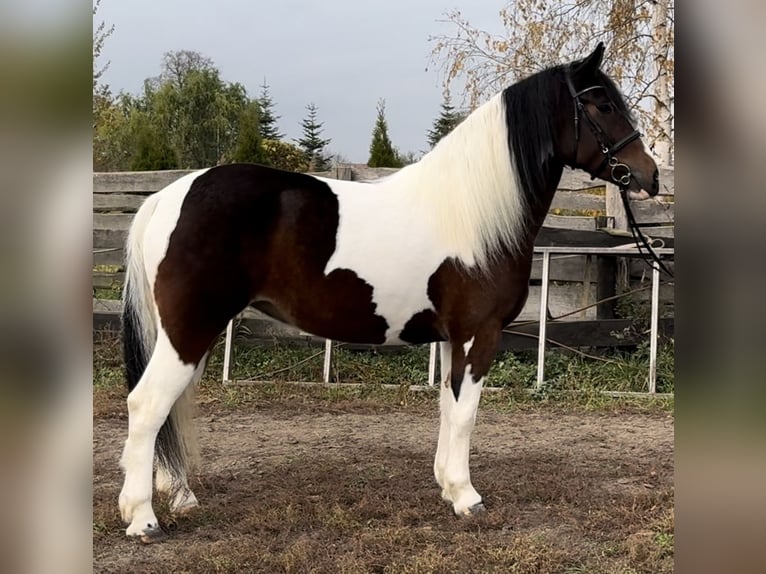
367 99 403 168
129 111 178 170
257 80 284 140
93 50 262 171
232 101 268 165
262 139 309 172
295 103 332 171
426 95 465 148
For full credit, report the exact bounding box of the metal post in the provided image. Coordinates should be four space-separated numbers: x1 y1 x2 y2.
322 339 333 383
222 320 234 383
427 342 438 386
648 261 661 393
536 251 551 389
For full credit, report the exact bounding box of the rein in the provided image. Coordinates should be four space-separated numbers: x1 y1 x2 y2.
565 67 673 278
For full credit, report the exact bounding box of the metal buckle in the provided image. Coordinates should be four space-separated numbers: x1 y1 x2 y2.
609 157 632 187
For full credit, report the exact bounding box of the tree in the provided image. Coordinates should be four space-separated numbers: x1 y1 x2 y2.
429 0 674 165
146 51 250 167
262 140 310 172
94 50 259 170
426 95 465 148
367 99 402 168
257 80 284 140
231 102 268 164
157 50 215 90
92 0 114 94
295 103 331 171
129 111 178 171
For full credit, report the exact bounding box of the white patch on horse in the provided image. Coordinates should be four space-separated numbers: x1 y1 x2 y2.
119 332 196 537
462 337 475 357
319 94 525 341
321 178 453 343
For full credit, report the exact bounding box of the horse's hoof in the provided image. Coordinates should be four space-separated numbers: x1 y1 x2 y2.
458 501 486 517
127 524 167 544
171 499 199 517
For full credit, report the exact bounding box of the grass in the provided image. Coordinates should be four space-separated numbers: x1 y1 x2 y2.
94 331 673 416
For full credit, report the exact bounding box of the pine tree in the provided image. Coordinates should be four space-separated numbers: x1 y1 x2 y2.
257 80 284 140
232 101 269 165
426 95 465 148
295 103 331 171
367 99 402 168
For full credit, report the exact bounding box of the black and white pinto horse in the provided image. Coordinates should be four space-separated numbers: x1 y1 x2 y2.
118 44 659 541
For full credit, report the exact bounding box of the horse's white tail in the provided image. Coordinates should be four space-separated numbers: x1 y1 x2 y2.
122 192 197 485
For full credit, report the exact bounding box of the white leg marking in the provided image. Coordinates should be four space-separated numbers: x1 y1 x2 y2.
153 354 207 514
434 342 452 493
119 331 195 537
462 337 475 356
442 365 485 515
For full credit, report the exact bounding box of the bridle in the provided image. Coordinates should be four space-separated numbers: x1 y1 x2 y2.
565 65 641 188
565 66 674 278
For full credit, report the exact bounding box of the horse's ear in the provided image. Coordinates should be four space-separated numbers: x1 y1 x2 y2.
573 42 605 77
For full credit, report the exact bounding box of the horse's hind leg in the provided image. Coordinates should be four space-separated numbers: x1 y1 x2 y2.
119 330 198 541
154 353 208 515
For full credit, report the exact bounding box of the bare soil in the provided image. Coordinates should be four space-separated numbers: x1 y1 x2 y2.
93 391 674 573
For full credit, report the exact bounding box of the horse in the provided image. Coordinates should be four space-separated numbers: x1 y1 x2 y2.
117 42 659 541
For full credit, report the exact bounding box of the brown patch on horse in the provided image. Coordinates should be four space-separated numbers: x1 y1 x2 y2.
154 165 390 365
399 255 534 398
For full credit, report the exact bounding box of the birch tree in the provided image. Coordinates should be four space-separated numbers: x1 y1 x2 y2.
429 0 674 165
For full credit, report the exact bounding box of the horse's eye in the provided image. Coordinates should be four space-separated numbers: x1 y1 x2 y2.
596 103 613 114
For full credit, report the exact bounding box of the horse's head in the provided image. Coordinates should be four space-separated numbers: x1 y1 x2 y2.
558 43 659 199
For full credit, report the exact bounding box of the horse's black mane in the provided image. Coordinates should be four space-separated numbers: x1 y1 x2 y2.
501 63 633 210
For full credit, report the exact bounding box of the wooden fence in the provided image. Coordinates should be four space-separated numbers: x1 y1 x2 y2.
93 164 674 348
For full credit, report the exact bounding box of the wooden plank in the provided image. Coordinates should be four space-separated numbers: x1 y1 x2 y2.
518 283 597 321
658 166 674 196
550 191 604 212
93 271 125 290
542 214 597 231
530 255 593 283
557 168 606 191
93 228 127 250
94 170 195 193
93 248 125 267
606 183 628 231
639 226 674 239
93 213 133 230
597 256 617 319
93 193 146 213
535 227 637 248
630 199 674 224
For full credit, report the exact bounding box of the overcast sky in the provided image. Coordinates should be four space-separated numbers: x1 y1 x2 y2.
96 0 505 162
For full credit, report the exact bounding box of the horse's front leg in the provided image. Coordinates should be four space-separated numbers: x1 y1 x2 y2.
434 341 452 495
436 325 501 516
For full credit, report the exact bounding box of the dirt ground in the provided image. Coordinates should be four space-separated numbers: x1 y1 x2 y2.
93 391 674 573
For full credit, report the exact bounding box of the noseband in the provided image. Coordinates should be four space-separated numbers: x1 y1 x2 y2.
566 66 641 188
